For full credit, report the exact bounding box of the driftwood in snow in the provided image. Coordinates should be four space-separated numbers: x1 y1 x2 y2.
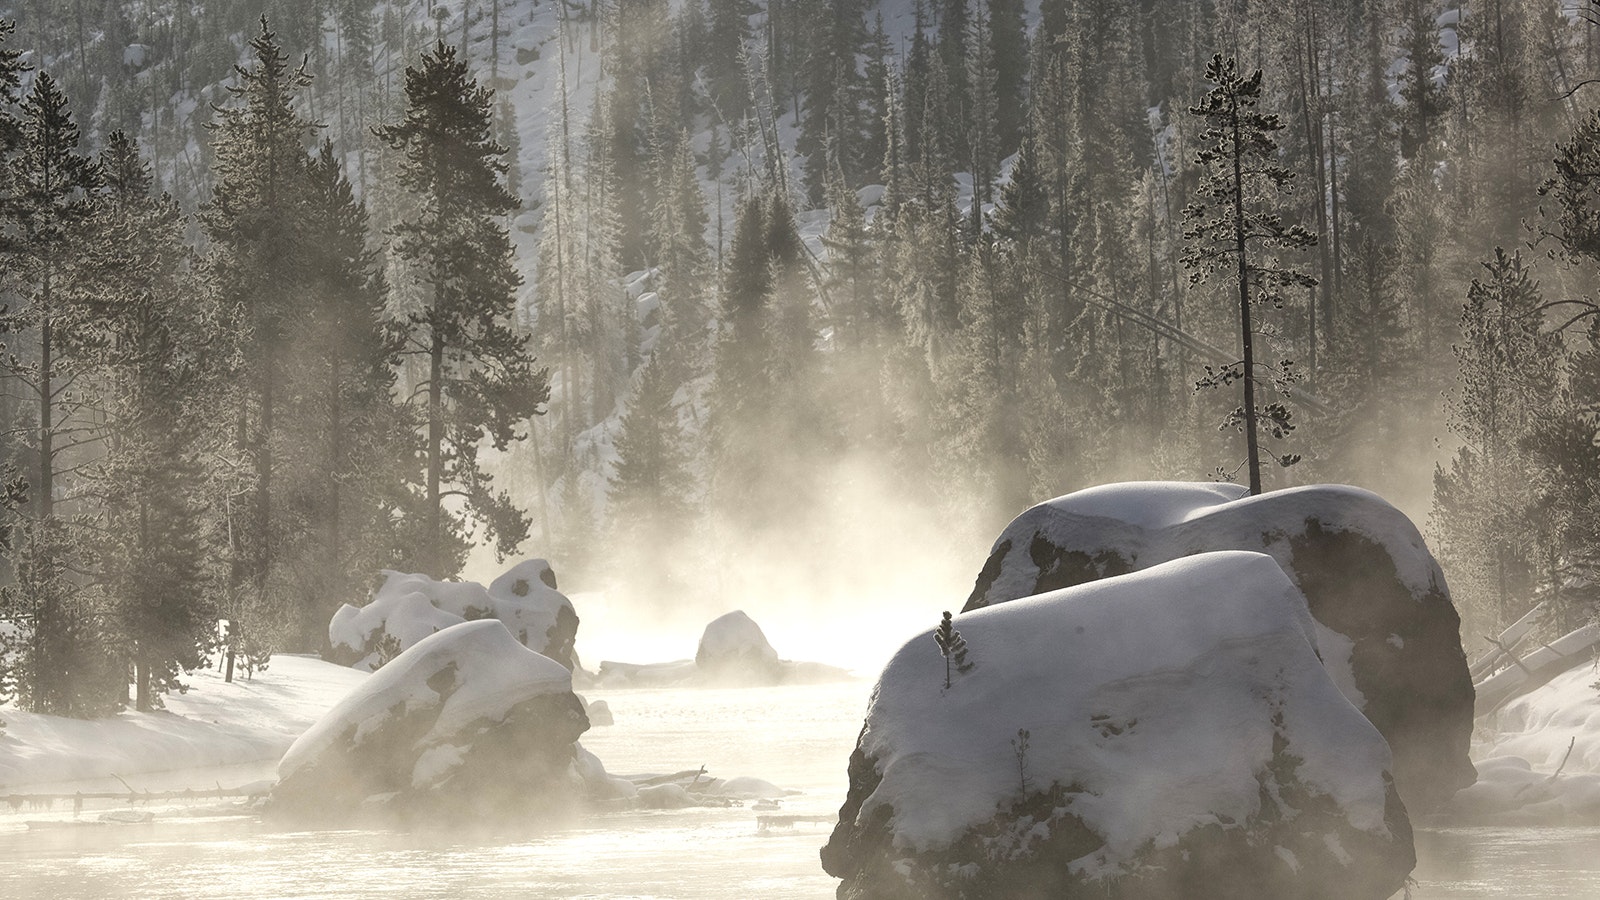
1469 601 1548 680
1474 622 1600 716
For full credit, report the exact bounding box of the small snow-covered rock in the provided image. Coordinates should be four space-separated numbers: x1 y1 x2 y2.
695 610 781 683
963 482 1474 810
824 552 1414 900
583 698 614 726
328 559 579 672
271 620 589 825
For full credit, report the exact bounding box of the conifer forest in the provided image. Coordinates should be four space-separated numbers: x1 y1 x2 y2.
0 0 1595 718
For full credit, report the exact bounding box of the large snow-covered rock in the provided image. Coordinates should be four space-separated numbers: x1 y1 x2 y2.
823 552 1414 900
962 482 1474 810
328 559 579 671
271 620 589 824
695 610 782 683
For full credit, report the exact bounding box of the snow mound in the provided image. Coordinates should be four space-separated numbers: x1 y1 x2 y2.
328 558 579 671
695 610 781 682
0 654 367 789
824 551 1414 900
272 620 589 824
1448 662 1600 822
964 482 1473 811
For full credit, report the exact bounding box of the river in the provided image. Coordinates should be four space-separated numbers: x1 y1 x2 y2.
0 681 1596 898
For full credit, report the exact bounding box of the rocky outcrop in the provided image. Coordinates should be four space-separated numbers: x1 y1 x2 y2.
328 559 580 672
271 620 589 825
962 482 1474 811
595 610 854 687
824 552 1415 900
695 610 782 683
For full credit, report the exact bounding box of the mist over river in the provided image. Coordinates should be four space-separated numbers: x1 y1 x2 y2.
0 681 1596 899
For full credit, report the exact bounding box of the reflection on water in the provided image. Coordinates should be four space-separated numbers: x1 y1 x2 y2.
1411 826 1600 898
2 682 1599 898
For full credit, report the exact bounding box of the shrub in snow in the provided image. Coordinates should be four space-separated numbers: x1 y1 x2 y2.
270 620 590 825
963 482 1474 811
327 559 579 672
694 610 782 683
823 552 1415 900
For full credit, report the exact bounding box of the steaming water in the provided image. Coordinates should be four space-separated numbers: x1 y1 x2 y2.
1 681 1598 899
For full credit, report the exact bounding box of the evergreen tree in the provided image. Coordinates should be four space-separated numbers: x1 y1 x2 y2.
607 351 694 591
0 71 114 716
80 132 215 712
200 18 316 618
933 610 972 688
1397 0 1447 161
1431 249 1561 635
284 142 418 646
376 41 549 576
986 0 1026 151
1182 54 1317 494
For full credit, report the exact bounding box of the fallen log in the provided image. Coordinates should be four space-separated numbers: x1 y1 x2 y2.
1474 623 1600 716
1 784 268 815
1469 602 1547 680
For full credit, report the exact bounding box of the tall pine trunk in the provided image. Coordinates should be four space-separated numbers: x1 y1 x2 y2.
1230 93 1262 495
426 327 445 575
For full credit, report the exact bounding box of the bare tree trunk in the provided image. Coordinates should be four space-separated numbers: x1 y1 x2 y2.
1231 93 1262 495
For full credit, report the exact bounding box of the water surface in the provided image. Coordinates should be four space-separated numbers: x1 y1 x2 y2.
1 681 1597 898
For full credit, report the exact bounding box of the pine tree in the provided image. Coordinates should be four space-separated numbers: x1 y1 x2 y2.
1397 0 1447 161
79 132 216 712
376 41 549 576
607 351 694 591
0 71 114 716
285 141 417 646
200 18 316 610
986 0 1026 151
933 610 972 688
1182 54 1317 494
1431 249 1562 635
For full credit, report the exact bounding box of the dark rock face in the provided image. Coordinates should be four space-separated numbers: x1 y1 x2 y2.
962 484 1475 811
271 621 589 826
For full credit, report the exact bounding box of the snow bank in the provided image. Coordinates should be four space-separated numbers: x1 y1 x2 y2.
964 482 1474 810
1447 662 1600 822
823 552 1414 900
328 558 578 671
272 620 589 824
0 654 367 789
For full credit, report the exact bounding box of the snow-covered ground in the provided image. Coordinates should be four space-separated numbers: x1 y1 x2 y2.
0 654 367 790
1447 661 1600 823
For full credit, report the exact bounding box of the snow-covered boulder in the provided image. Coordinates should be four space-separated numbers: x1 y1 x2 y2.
694 610 782 683
823 552 1414 900
328 559 579 672
962 482 1474 810
270 620 590 825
